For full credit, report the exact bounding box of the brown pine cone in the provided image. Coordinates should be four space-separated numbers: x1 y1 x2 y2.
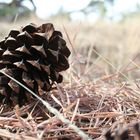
104 122 140 140
0 23 70 106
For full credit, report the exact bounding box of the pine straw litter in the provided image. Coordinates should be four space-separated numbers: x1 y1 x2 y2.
0 74 139 140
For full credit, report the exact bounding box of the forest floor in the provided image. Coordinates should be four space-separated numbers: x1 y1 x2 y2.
0 16 140 139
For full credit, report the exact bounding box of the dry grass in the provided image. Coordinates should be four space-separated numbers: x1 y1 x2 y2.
0 77 140 139
0 16 140 139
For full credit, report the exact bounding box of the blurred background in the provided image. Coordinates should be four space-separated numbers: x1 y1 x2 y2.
0 0 140 22
0 0 140 82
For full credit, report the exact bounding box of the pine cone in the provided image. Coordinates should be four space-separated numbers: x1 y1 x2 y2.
0 23 70 106
104 122 140 140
